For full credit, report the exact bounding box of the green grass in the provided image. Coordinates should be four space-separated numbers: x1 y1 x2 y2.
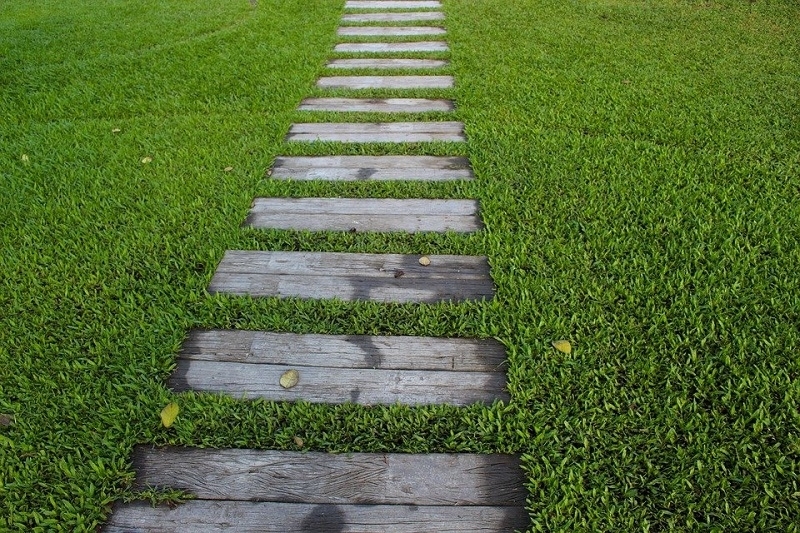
1 0 799 530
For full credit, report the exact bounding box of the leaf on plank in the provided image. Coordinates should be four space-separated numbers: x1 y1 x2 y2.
418 256 431 266
280 370 300 389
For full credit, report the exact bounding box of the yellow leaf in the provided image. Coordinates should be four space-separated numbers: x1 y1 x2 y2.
293 436 304 447
21 154 30 164
280 369 299 389
552 340 572 354
141 156 152 164
160 403 180 428
418 256 431 266
224 166 234 172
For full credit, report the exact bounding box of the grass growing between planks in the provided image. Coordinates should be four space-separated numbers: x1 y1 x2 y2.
1 0 799 531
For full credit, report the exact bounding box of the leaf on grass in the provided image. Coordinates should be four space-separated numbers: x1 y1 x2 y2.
160 403 179 428
0 414 13 427
552 340 572 354
21 154 30 164
141 156 153 164
112 128 121 133
418 256 431 266
224 166 234 172
280 370 299 389
293 436 304 447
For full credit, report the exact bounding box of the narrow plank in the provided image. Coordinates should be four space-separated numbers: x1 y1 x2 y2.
105 501 530 532
297 97 453 113
337 26 446 36
327 58 448 69
334 41 448 53
131 448 527 506
270 155 473 181
207 251 494 302
287 121 464 143
317 75 453 89
345 1 441 8
341 11 444 22
180 330 507 372
248 198 477 216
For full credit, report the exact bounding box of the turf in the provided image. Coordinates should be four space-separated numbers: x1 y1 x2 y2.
1 0 799 531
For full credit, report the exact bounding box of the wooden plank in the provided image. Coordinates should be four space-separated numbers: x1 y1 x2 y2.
286 121 464 143
341 11 444 22
208 251 494 303
270 155 473 181
105 501 530 532
131 447 527 506
334 41 448 53
317 75 453 89
248 198 477 216
297 97 453 113
345 1 441 8
327 58 448 69
180 330 507 372
337 26 446 36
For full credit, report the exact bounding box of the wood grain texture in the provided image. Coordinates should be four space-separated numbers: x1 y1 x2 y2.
345 0 441 8
327 58 448 69
334 41 448 53
270 155 473 181
297 97 453 113
180 330 507 372
208 251 494 303
337 26 446 36
286 121 464 143
131 447 527 506
317 76 453 89
341 12 444 22
105 501 530 532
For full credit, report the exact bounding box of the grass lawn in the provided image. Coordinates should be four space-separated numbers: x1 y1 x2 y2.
1 0 799 530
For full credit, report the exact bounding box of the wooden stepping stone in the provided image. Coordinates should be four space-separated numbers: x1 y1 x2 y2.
335 41 448 53
317 75 453 89
298 97 453 113
105 447 529 532
345 0 442 9
327 58 448 69
342 11 444 22
270 155 473 181
286 121 465 143
169 331 508 405
245 198 480 232
338 26 446 36
208 251 494 303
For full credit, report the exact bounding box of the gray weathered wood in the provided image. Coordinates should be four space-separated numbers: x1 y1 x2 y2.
131 448 527 506
180 330 507 372
245 198 480 232
338 26 446 36
317 75 453 89
105 501 530 532
287 121 464 143
341 11 444 22
271 155 473 181
208 251 494 303
298 97 453 113
335 41 448 53
345 0 441 8
327 58 448 69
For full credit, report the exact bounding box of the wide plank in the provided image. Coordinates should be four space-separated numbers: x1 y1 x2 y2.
345 1 441 8
180 330 507 372
341 11 444 22
286 121 464 143
337 26 446 36
334 41 448 53
131 448 527 506
317 75 453 89
327 58 448 69
105 501 530 532
297 97 453 113
270 155 473 181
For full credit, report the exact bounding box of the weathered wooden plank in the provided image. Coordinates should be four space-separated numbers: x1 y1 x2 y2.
327 58 448 69
345 0 441 9
270 155 473 181
180 330 507 372
341 11 444 22
317 75 453 89
105 501 530 532
131 448 527 506
286 121 464 143
335 41 448 53
248 198 477 216
337 26 446 36
298 97 453 113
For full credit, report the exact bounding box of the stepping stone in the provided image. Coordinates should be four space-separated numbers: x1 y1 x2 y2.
338 26 446 36
169 331 508 405
298 97 453 113
345 0 442 8
105 447 529 532
317 75 453 89
342 11 444 22
208 251 494 303
286 121 465 143
270 155 473 181
327 58 449 69
335 41 448 53
245 198 480 232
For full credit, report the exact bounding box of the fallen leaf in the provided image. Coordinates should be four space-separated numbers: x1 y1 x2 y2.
280 369 300 389
224 166 234 172
418 256 431 266
21 154 30 164
394 269 404 278
552 340 572 354
112 128 121 133
349 227 357 233
160 402 180 428
622 79 631 84
141 156 153 164
0 414 13 427
293 436 304 447
266 169 272 176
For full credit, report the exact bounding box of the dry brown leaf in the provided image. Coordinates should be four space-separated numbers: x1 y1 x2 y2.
293 436 304 447
418 256 431 266
141 156 153 164
552 340 572 354
280 369 300 389
394 269 405 278
160 402 180 428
